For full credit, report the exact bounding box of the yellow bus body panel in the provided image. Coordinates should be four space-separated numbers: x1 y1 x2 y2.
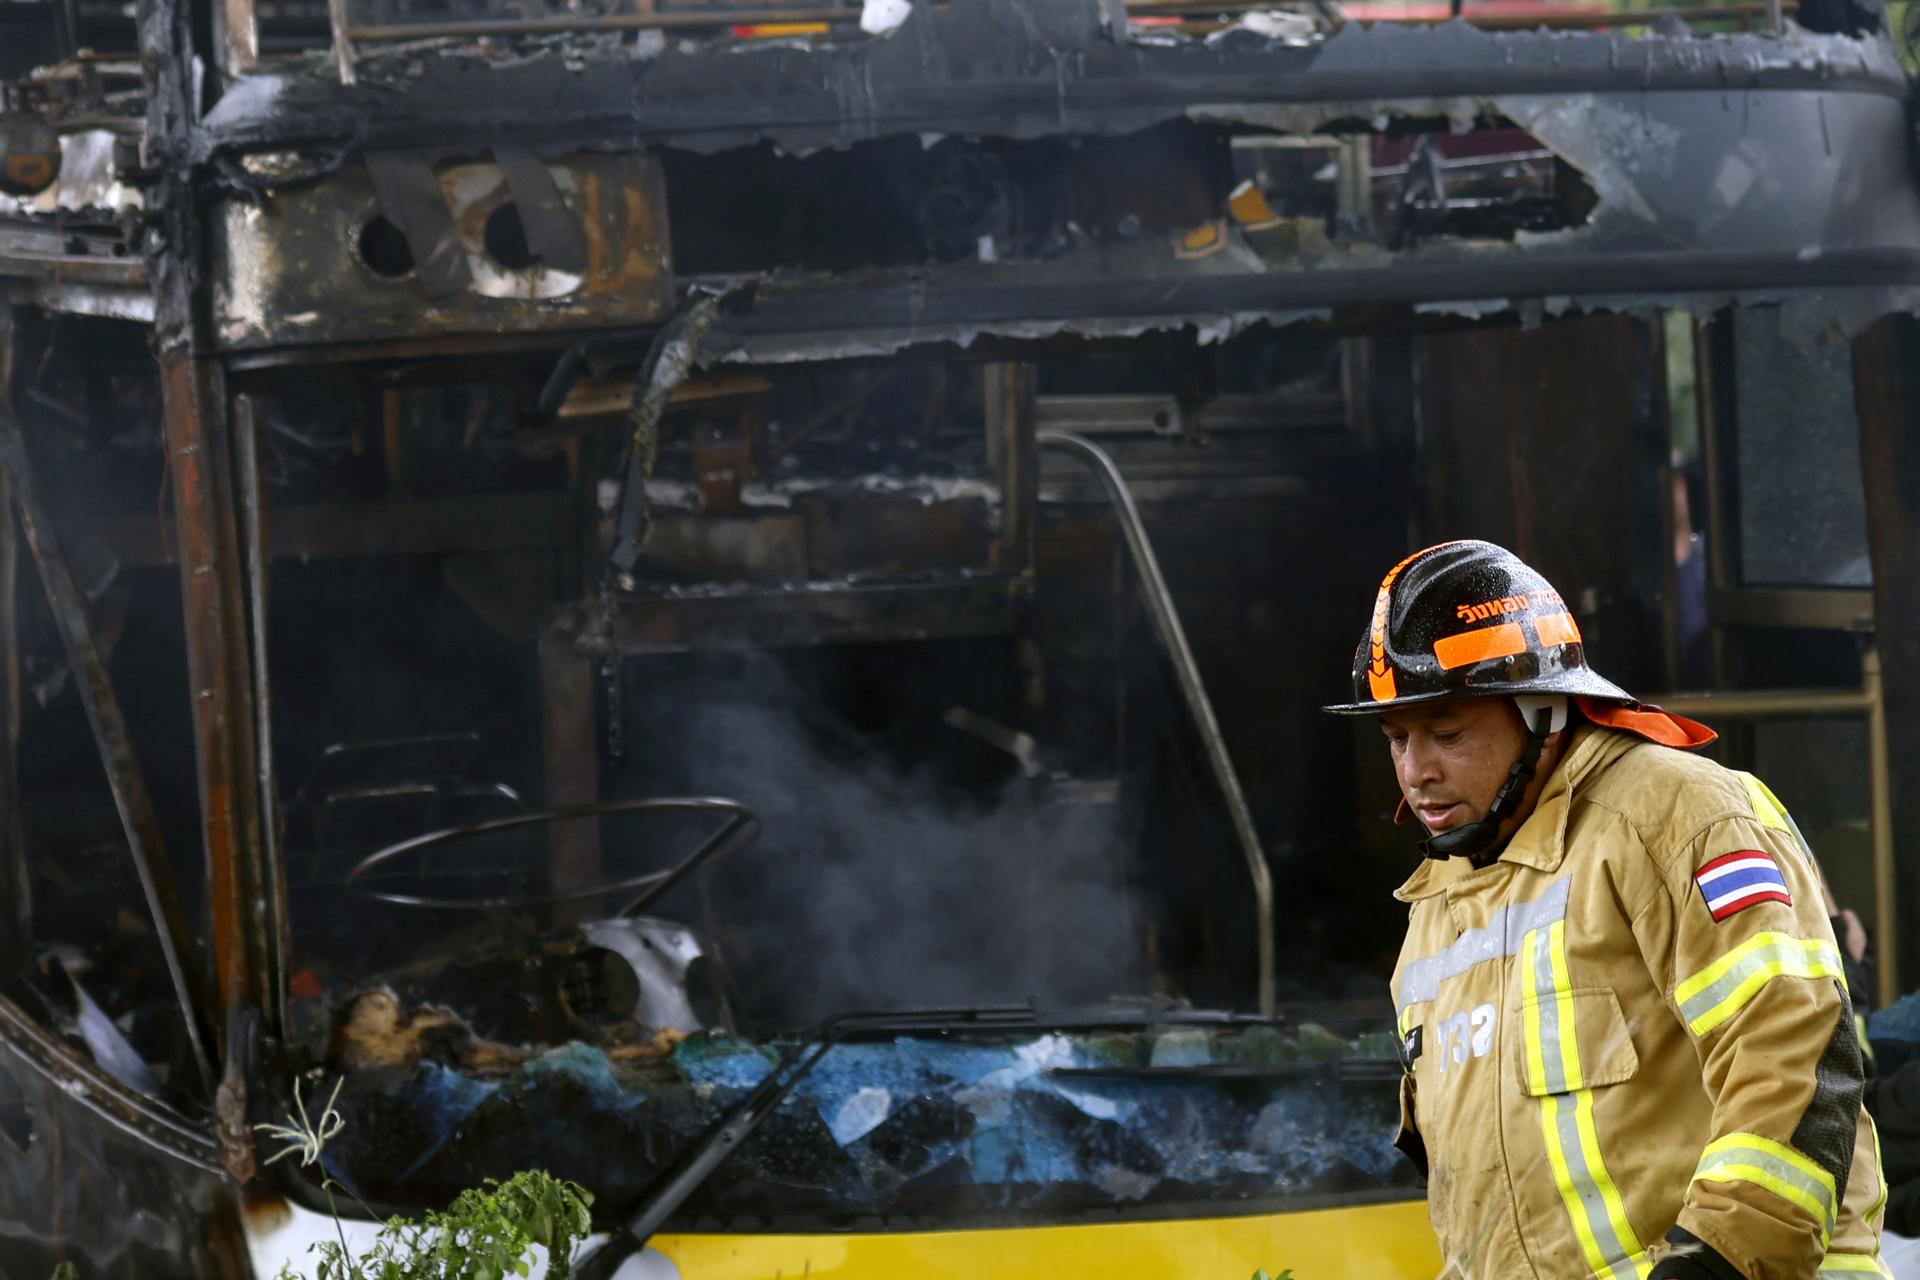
654 1198 1441 1279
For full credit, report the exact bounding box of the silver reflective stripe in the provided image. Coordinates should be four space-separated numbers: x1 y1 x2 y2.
1529 924 1570 1094
1676 935 1843 1035
1695 1143 1837 1238
1399 876 1571 1014
1544 1093 1642 1278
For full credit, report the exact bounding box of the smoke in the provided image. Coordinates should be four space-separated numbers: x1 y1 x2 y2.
607 649 1150 1030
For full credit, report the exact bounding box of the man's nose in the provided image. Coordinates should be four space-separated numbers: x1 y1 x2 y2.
1396 739 1443 791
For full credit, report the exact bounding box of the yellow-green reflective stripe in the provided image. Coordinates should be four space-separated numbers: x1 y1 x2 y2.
1524 924 1645 1277
1693 1134 1837 1244
1541 1093 1647 1279
1574 1095 1644 1273
1738 772 1793 832
1674 933 1846 1036
1818 1253 1888 1277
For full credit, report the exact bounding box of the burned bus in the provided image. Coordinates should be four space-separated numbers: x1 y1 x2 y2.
0 0 1918 1274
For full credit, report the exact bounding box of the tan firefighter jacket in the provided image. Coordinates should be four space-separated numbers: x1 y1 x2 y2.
1389 723 1886 1280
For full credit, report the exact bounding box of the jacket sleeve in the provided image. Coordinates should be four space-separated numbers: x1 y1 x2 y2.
1867 1064 1920 1233
1640 791 1863 1280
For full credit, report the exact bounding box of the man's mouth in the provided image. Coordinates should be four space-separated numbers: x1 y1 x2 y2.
1414 801 1464 830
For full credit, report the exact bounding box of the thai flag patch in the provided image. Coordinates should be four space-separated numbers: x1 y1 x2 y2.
1695 850 1792 922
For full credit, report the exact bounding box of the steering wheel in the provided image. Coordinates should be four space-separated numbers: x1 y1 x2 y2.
342 796 761 915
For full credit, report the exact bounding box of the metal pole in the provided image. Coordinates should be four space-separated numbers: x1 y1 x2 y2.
539 629 602 924
0 470 22 978
0 413 216 1096
216 0 258 77
1865 648 1897 1009
159 355 279 1095
329 0 357 84
0 322 25 980
986 364 1036 576
234 397 289 1040
1037 430 1274 1016
1647 688 1872 719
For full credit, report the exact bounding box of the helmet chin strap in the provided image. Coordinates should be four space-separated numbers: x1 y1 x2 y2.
1419 706 1555 863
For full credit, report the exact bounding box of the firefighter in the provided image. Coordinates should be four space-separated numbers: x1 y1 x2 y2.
1325 540 1887 1280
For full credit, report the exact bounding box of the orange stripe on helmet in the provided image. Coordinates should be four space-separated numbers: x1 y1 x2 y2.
1366 541 1468 702
1433 622 1528 671
1368 664 1398 702
1534 610 1582 648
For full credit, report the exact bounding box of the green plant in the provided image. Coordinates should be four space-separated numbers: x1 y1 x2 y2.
1251 1271 1294 1280
255 1078 593 1280
284 1170 594 1280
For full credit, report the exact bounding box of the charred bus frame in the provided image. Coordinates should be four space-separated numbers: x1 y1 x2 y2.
2 0 1919 1273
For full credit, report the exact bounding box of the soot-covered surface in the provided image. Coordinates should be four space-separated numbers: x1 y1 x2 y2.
316 1021 1415 1227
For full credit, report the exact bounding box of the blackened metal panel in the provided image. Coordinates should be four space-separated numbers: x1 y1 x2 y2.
364 150 473 298
539 629 603 915
799 497 998 577
987 363 1037 576
211 151 670 351
552 577 1030 656
199 19 1906 158
494 145 591 275
1491 90 1920 264
0 1011 235 1277
0 1059 232 1280
685 83 1920 358
199 28 1920 351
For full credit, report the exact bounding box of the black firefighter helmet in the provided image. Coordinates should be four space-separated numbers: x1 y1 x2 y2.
1323 540 1713 860
1322 540 1633 715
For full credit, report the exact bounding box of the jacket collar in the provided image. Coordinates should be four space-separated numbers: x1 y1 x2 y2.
1391 724 1635 902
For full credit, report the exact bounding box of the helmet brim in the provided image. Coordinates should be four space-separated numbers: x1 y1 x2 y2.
1321 666 1635 716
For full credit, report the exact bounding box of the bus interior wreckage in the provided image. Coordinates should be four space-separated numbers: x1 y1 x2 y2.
4 0 1920 1274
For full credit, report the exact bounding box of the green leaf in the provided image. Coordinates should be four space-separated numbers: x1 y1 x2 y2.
260 1167 593 1279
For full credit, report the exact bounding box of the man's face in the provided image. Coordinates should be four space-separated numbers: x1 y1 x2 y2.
1378 699 1529 835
